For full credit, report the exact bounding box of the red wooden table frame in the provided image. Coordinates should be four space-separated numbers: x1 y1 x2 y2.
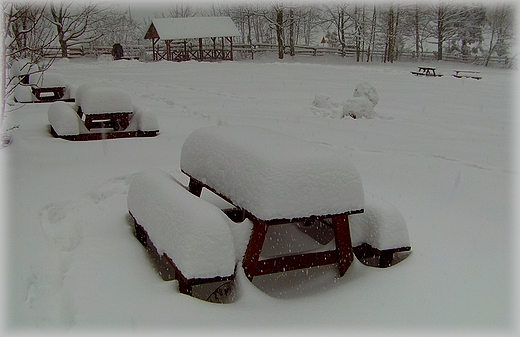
184 173 363 281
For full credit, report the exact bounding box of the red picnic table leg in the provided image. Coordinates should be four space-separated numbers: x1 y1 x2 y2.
188 178 203 197
332 213 354 277
242 218 269 281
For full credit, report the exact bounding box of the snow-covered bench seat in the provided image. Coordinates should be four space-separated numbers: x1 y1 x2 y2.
350 194 412 267
180 125 365 280
128 168 238 302
48 84 159 141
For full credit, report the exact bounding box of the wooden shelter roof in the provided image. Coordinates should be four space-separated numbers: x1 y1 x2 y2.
144 17 240 41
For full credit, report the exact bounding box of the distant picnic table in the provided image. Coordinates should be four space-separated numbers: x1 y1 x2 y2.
452 70 482 80
410 66 443 77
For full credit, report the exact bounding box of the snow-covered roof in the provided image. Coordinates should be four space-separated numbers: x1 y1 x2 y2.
145 17 240 40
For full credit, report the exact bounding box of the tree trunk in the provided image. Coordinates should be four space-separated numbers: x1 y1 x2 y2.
289 7 295 57
437 6 443 61
368 5 377 62
276 8 284 59
415 4 420 60
59 34 68 58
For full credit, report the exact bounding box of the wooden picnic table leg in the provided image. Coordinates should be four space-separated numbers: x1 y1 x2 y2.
187 178 203 197
242 218 269 281
332 213 354 277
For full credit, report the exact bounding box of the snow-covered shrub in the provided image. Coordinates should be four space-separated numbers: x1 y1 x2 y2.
353 82 379 107
47 102 80 135
343 96 376 119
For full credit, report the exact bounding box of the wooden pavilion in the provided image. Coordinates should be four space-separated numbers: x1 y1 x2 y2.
144 17 240 62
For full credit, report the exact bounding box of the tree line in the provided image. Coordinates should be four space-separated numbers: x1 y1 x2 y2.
3 1 516 66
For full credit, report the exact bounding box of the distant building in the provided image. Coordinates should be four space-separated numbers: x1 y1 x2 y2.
144 17 240 62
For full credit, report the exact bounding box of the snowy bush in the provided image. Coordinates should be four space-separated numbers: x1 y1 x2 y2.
343 96 376 119
353 82 379 107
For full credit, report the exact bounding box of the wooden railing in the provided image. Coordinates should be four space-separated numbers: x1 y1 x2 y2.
42 44 513 68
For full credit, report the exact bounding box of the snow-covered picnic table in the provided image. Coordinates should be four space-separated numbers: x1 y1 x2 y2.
180 125 365 280
452 70 482 80
48 83 159 141
75 84 134 131
411 66 442 77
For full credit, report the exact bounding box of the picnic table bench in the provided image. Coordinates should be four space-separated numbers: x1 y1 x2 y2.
452 70 482 80
180 125 365 281
411 66 443 77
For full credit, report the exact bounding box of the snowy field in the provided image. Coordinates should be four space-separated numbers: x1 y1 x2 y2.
1 54 518 335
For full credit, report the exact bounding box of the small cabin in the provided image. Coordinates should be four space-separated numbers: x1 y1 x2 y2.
144 17 240 62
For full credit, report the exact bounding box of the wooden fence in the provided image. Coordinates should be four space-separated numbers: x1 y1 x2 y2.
44 44 513 68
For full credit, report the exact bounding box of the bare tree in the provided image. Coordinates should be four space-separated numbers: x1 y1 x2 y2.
431 2 460 60
485 3 515 67
322 2 353 56
3 1 56 119
47 1 106 58
168 2 200 18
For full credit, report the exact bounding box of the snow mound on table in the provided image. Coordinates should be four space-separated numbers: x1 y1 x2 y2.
349 193 410 250
28 72 65 88
180 125 364 220
75 84 133 114
127 168 236 279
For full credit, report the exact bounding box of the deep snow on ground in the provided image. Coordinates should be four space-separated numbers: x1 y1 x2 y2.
1 54 518 335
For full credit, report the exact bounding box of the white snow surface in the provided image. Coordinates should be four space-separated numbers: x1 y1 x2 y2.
180 125 363 220
75 84 133 114
1 55 517 334
127 168 236 279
